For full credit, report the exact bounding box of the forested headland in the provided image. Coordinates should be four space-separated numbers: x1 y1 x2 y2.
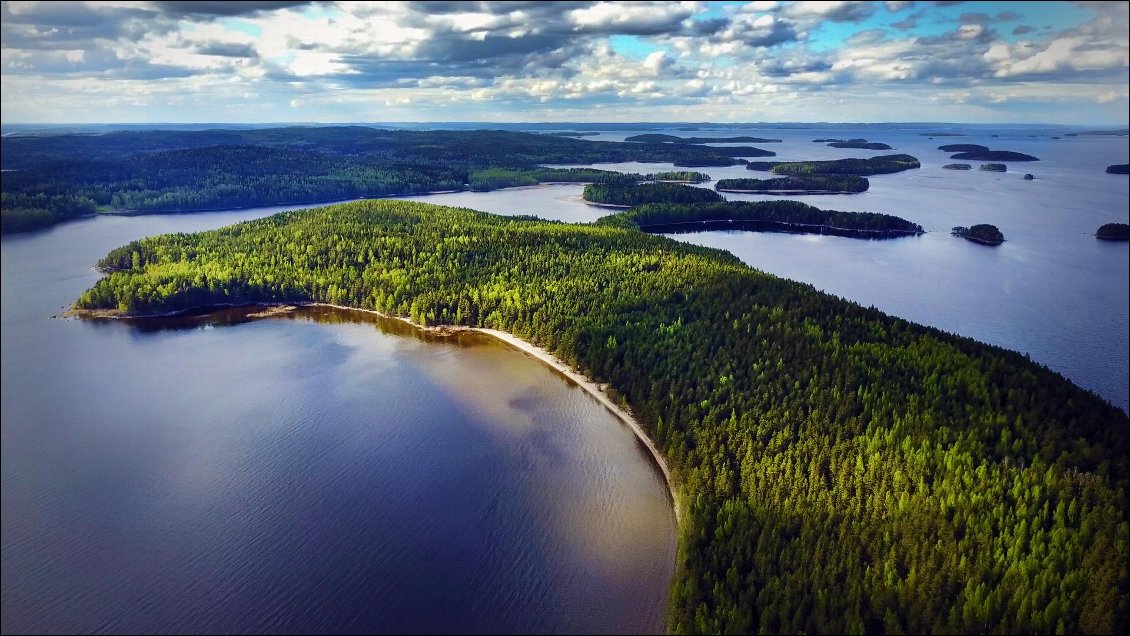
649 171 712 183
746 154 920 176
715 175 869 194
1106 164 1129 175
598 200 922 239
582 182 723 207
72 200 1129 635
0 126 754 233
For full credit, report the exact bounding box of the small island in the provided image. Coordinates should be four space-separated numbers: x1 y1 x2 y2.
582 182 722 207
980 163 1007 172
746 154 920 176
939 144 989 153
647 171 711 183
1095 223 1130 240
598 200 923 239
952 224 1005 245
827 139 893 150
1023 173 1035 180
715 175 868 194
943 163 972 170
1106 164 1129 174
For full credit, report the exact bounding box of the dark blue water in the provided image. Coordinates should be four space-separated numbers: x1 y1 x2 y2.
1 208 676 634
403 126 1129 411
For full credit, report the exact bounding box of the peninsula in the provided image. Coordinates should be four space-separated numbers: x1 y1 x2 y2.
70 199 1128 635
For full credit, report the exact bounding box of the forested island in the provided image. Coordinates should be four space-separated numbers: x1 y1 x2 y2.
715 175 869 194
980 163 1008 172
952 224 1005 245
598 200 922 238
469 167 638 191
625 134 782 144
747 154 920 176
1106 164 1129 174
1095 222 1130 240
649 171 711 183
827 140 894 150
0 126 756 233
940 145 1040 162
582 182 722 207
943 163 972 170
70 200 1128 635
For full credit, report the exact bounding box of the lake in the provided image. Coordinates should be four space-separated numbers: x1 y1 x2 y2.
2 123 1126 633
0 208 676 634
400 125 1129 411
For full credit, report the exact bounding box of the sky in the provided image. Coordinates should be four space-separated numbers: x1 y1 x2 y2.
1 1 1127 125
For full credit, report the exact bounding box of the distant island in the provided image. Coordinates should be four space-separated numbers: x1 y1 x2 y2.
1066 129 1129 137
715 175 869 194
647 171 711 183
1096 223 1130 240
624 134 782 144
540 131 601 137
1106 164 1129 174
1 127 758 233
952 224 1005 245
747 154 920 176
828 140 893 150
940 144 1040 161
920 132 967 136
943 163 972 170
582 182 722 207
598 200 923 239
980 163 1007 172
1024 173 1035 180
939 144 989 152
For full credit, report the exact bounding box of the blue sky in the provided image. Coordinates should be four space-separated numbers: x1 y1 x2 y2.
1 1 1126 124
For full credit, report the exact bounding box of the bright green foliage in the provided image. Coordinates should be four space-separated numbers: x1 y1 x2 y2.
75 200 1127 635
583 183 724 206
715 175 869 193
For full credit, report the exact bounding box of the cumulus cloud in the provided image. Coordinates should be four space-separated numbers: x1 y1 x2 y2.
1 0 1127 123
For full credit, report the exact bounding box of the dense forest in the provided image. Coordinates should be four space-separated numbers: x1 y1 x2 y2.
650 171 712 183
1095 223 1130 240
582 182 723 207
598 200 922 238
715 175 869 193
73 200 1128 635
747 155 921 176
0 127 754 233
952 224 1005 245
467 167 639 191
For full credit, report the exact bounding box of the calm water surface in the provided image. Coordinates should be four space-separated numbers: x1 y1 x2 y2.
404 126 1129 411
1 207 676 634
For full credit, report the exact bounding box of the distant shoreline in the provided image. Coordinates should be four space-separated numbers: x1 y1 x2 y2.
64 301 683 525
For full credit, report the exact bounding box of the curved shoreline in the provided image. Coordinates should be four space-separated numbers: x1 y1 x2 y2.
65 301 683 525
